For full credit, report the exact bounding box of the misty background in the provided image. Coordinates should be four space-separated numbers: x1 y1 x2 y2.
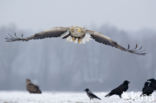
0 0 156 91
0 24 155 91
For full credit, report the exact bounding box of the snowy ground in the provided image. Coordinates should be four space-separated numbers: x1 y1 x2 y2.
0 91 156 103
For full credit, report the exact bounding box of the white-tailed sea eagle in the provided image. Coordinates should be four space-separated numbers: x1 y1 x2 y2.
5 26 146 55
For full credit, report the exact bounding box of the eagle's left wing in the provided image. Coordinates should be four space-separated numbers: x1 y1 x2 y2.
86 30 146 55
5 27 69 42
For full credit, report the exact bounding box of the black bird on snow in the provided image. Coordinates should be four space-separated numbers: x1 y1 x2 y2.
26 79 42 94
105 80 130 98
140 81 154 96
147 78 156 90
84 88 101 100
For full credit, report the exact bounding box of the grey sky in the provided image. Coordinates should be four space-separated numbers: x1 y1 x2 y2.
0 0 156 31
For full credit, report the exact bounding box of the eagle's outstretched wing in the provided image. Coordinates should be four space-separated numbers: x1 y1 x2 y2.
5 27 68 42
87 30 146 55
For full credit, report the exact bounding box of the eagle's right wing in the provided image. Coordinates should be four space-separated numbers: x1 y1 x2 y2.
87 29 146 55
5 27 68 42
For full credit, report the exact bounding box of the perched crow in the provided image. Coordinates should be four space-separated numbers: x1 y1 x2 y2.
147 78 156 90
84 88 101 100
26 79 42 94
140 81 154 96
105 80 130 98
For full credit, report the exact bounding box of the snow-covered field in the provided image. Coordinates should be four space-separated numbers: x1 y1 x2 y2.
0 91 156 103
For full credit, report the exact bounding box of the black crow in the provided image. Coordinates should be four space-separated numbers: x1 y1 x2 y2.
105 80 130 98
84 88 101 100
140 81 154 96
26 79 42 94
147 78 156 90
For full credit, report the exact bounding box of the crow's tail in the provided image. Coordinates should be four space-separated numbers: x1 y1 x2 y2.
97 97 101 100
105 93 111 97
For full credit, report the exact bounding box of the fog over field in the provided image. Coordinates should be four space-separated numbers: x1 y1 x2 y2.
0 24 156 91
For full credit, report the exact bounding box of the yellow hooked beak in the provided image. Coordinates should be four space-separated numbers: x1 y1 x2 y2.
78 38 82 44
77 28 81 33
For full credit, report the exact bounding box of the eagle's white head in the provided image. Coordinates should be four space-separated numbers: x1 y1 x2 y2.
69 26 85 37
67 26 91 44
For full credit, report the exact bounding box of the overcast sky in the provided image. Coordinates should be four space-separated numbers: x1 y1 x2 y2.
0 0 156 31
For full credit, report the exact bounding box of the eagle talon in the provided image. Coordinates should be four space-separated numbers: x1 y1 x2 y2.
72 37 76 41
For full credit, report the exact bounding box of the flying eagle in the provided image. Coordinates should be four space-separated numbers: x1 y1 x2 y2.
5 26 146 55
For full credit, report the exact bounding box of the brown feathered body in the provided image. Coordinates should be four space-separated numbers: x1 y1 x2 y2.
26 79 42 94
